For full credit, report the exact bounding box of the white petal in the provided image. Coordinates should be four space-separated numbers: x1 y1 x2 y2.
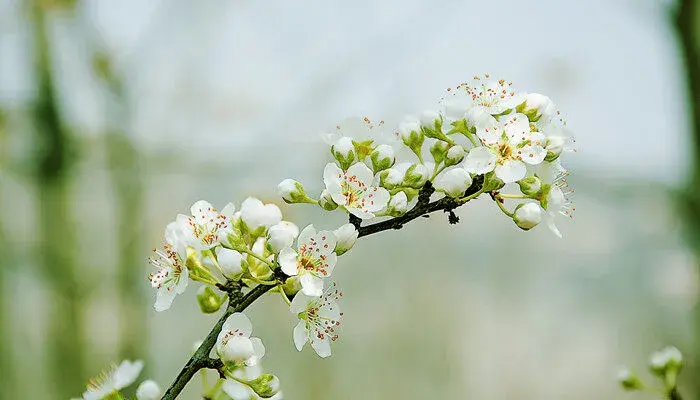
310 336 332 358
249 337 266 364
278 247 299 276
323 163 343 187
318 299 341 320
347 207 375 219
293 320 308 351
222 378 251 400
362 187 390 212
346 162 374 186
297 224 317 250
300 274 323 297
114 360 144 389
190 200 215 220
289 291 312 314
222 312 253 337
154 287 177 312
175 269 189 294
463 147 497 174
220 202 236 218
546 216 563 238
314 230 337 256
322 252 338 277
495 159 526 183
502 113 529 140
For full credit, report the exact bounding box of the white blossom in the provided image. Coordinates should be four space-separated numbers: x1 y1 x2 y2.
291 282 343 358
176 200 235 250
148 222 189 312
442 75 525 122
513 203 543 230
388 191 408 215
216 247 243 279
240 197 282 231
536 161 574 238
323 162 390 219
267 221 300 253
82 360 143 400
464 113 546 183
216 313 266 366
136 380 161 400
279 225 337 297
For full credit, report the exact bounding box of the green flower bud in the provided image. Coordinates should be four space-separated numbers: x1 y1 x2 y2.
370 144 395 174
617 368 643 391
445 145 465 166
331 137 356 170
544 136 567 162
518 176 542 197
430 140 449 165
247 374 280 398
513 203 542 231
277 179 315 204
196 286 223 314
420 110 452 142
353 139 375 161
403 164 429 188
398 118 425 160
318 189 338 211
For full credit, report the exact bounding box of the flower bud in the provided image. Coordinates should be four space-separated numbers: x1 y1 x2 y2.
334 223 358 255
434 168 472 198
277 179 314 204
513 203 542 230
445 145 465 166
197 286 223 314
380 167 405 189
617 368 642 391
398 117 425 159
420 110 452 142
544 136 567 161
267 221 299 253
318 189 338 211
331 136 356 170
403 164 429 188
136 380 161 400
387 192 408 216
240 198 282 233
247 373 280 398
219 336 255 364
518 176 542 197
649 346 683 377
517 93 554 122
429 140 449 165
217 248 244 279
370 144 395 173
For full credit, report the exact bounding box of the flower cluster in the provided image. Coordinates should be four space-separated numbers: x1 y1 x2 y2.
73 360 160 400
72 75 578 400
617 346 685 398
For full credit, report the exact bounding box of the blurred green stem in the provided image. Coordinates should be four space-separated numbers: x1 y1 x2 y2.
31 2 84 398
674 1 700 399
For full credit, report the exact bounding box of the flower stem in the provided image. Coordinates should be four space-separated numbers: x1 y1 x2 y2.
499 193 528 199
494 197 515 218
239 248 274 268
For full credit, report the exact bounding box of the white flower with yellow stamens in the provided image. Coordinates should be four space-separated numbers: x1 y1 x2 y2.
291 282 343 358
148 222 189 312
82 360 143 400
176 200 235 250
279 225 337 297
323 162 390 219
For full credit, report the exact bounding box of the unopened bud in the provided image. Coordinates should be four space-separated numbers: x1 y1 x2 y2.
248 373 280 398
318 189 338 211
219 336 255 364
545 136 567 162
518 176 542 197
387 192 408 216
380 167 405 189
403 164 429 188
277 179 314 204
217 248 243 279
398 117 425 160
430 140 449 165
516 93 554 122
334 223 358 255
617 368 642 391
420 110 452 142
331 137 356 170
136 380 161 400
197 286 223 314
434 168 472 198
267 221 299 253
513 203 542 230
370 144 395 173
445 145 465 166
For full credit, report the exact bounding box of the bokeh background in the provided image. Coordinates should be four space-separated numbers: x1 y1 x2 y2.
1 0 699 399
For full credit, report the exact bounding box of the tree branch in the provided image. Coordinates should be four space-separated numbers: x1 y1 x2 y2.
161 174 486 399
161 284 274 400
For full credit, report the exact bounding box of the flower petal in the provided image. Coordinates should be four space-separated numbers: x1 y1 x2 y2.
222 312 253 337
310 336 332 358
300 274 323 297
290 291 312 314
154 287 177 312
293 320 308 351
314 230 337 256
463 147 497 174
323 163 343 187
278 247 299 276
361 187 390 213
346 162 374 186
495 159 526 183
248 337 266 365
297 224 317 250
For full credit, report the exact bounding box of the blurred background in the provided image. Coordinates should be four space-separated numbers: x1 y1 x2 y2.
1 0 699 399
